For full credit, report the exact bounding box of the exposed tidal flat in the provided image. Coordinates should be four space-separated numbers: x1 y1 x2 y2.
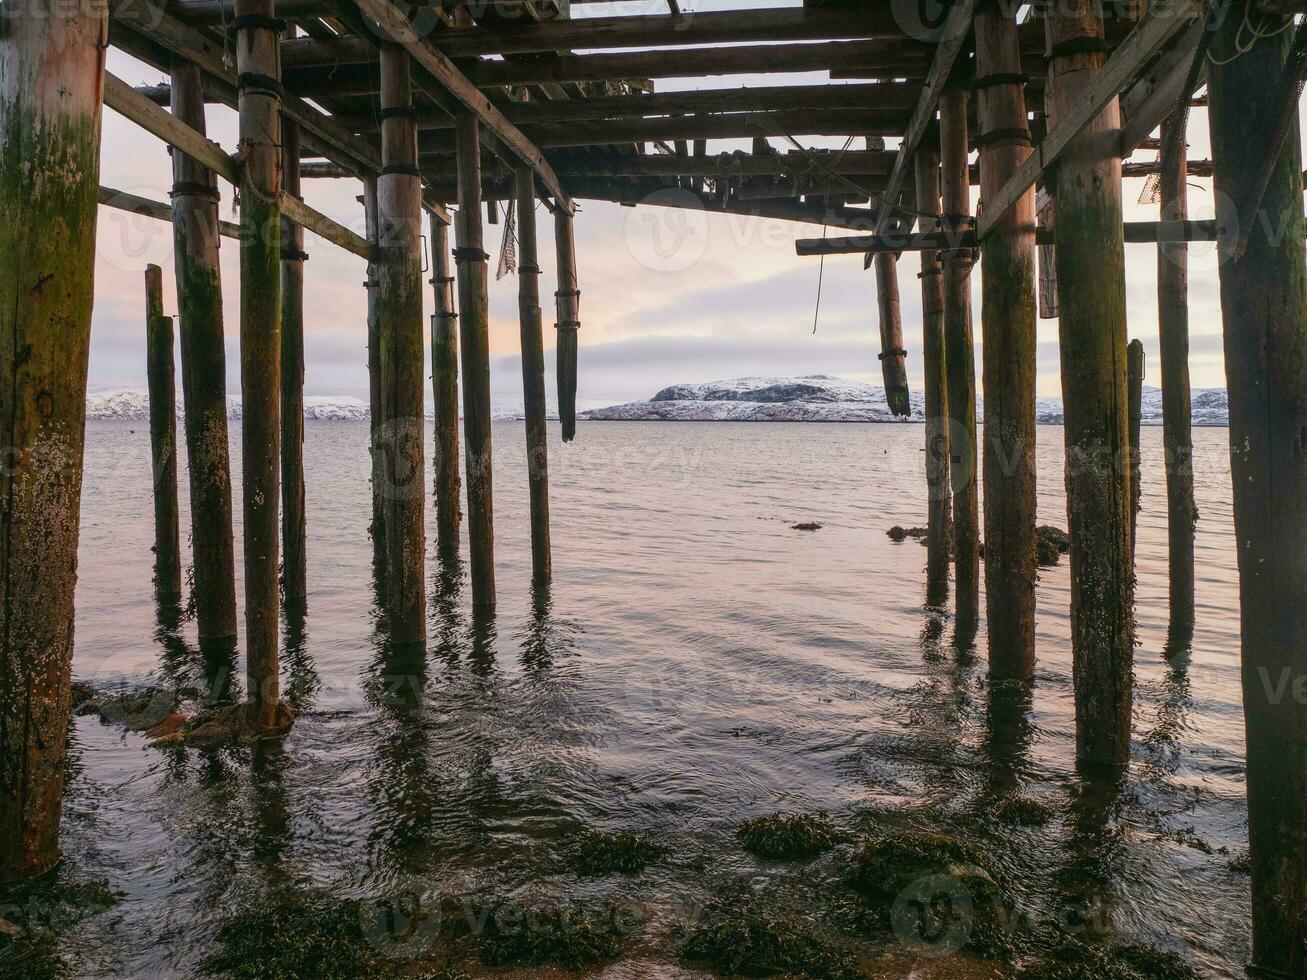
12 419 1247 978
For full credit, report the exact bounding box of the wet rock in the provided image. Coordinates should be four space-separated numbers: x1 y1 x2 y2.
69 679 96 709
847 832 998 909
180 700 295 749
887 525 928 542
91 688 179 732
680 889 865 979
1036 525 1071 553
737 812 839 861
565 830 665 876
1017 936 1199 979
471 898 635 970
993 796 1055 828
792 522 824 532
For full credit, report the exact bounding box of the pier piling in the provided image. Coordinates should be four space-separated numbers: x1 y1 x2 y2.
364 179 386 574
430 211 462 559
914 139 952 599
874 252 910 417
1157 117 1196 629
1208 9 1307 972
555 209 582 443
1128 339 1144 552
280 119 308 608
170 58 238 652
455 112 497 608
145 265 182 599
1047 0 1135 769
517 163 553 587
377 44 427 644
940 88 980 642
235 0 284 731
975 0 1039 679
0 0 107 882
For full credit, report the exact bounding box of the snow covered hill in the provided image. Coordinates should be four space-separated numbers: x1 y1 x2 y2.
582 376 1230 425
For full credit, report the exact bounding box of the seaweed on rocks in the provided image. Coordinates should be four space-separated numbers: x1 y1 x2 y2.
737 812 840 860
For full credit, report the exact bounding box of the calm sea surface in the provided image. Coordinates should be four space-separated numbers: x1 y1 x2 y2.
56 420 1246 977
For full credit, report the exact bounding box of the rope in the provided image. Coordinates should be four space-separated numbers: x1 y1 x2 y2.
811 136 856 335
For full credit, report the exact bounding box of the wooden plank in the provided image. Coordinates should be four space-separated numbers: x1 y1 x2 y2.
874 0 979 235
976 0 1201 240
1119 17 1206 154
795 219 1218 254
103 72 239 183
99 185 241 238
280 192 373 258
354 0 573 209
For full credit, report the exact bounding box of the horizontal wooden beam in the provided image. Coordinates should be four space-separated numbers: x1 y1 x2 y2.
341 81 917 132
280 193 373 258
353 0 572 210
165 0 328 25
99 185 242 239
795 219 1219 255
976 0 1201 240
418 109 909 152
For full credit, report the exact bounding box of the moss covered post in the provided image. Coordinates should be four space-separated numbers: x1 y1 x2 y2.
0 0 107 883
554 209 581 443
235 0 284 732
940 88 980 643
913 138 952 599
1157 117 1196 631
455 112 496 608
430 211 461 560
377 44 427 644
145 265 182 599
1046 0 1134 769
280 118 307 608
1207 6 1307 972
517 163 552 587
170 57 238 654
1128 339 1144 552
975 0 1038 678
873 252 911 417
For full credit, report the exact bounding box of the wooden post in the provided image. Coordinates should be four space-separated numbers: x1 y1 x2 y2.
0 0 107 883
1047 0 1134 769
1157 116 1196 629
913 139 951 598
455 112 497 607
236 0 284 731
145 265 182 599
377 44 427 643
280 118 307 607
517 163 552 586
975 0 1038 678
1128 340 1144 552
1207 12 1307 974
430 210 462 559
555 209 582 443
170 58 238 652
363 178 386 573
873 252 910 417
940 88 980 642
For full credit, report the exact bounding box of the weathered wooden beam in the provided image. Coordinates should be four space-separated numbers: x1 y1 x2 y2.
280 119 308 608
940 88 979 644
169 59 239 652
166 0 328 25
280 193 374 258
1047 0 1134 771
1127 338 1145 550
104 71 239 182
0 0 107 884
99 185 241 238
914 139 952 599
1157 115 1196 633
363 178 386 573
377 43 428 645
976 0 1201 240
281 37 923 85
455 112 497 608
1119 16 1206 155
430 211 461 559
873 253 909 416
554 207 582 443
875 0 979 236
145 265 183 600
236 0 286 734
795 218 1218 254
354 0 573 209
418 110 908 152
516 163 552 586
1208 12 1307 973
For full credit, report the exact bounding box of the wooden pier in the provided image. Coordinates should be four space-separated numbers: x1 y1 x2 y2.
3 0 1305 972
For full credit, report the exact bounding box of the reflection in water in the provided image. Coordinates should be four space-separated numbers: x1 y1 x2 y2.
983 678 1036 800
281 603 319 714
153 589 239 705
1056 770 1127 938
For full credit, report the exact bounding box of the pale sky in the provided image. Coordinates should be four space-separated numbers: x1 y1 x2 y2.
91 0 1246 408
